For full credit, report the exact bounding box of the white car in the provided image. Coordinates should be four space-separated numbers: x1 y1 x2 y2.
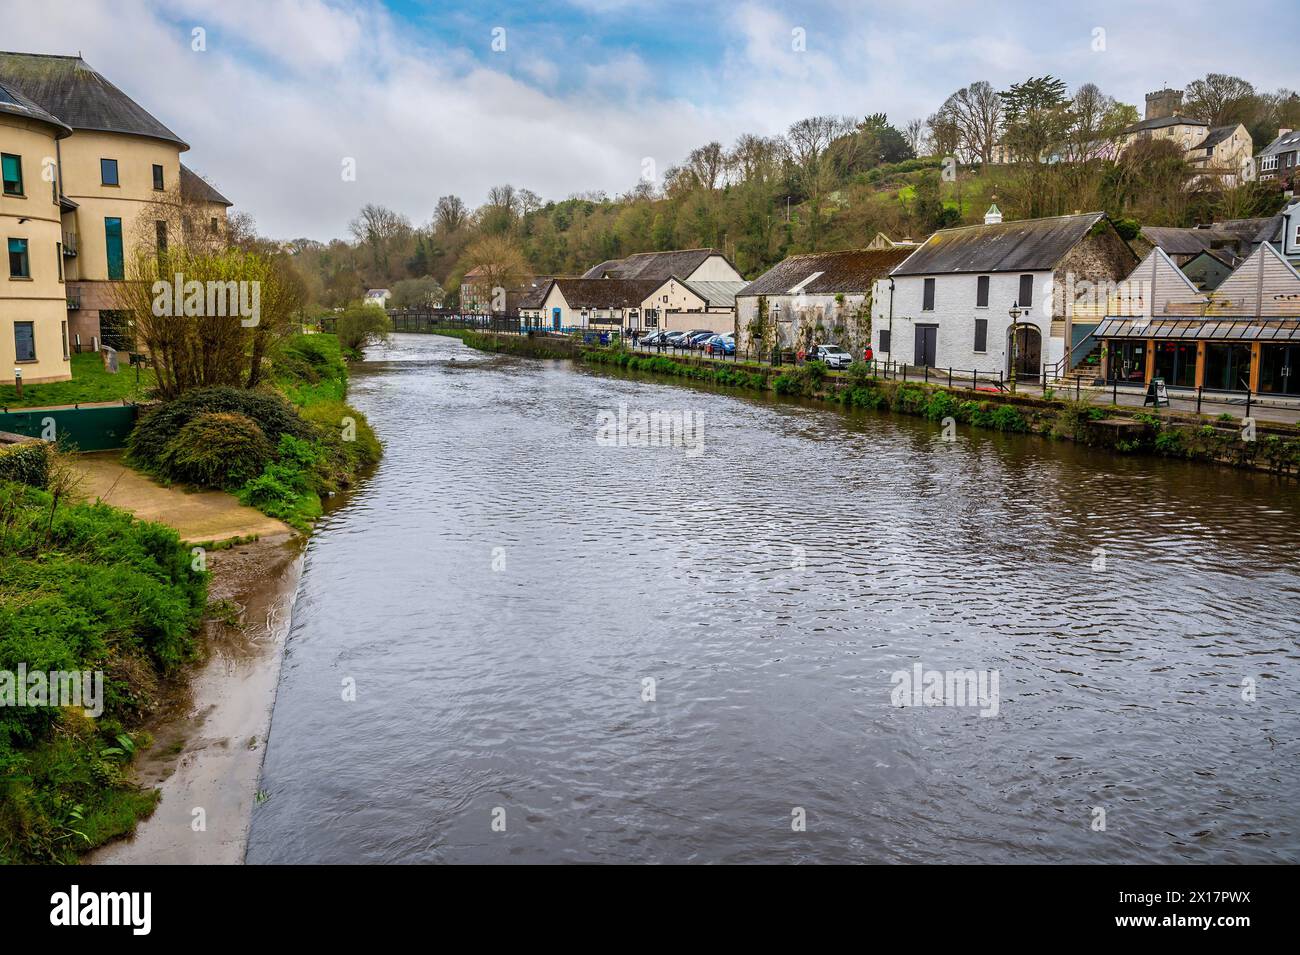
811 345 853 369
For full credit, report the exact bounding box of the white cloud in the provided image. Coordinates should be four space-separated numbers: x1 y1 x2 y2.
2 0 1295 240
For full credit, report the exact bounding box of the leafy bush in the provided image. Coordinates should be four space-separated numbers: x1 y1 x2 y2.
891 385 929 414
924 391 959 422
0 442 50 488
128 386 315 480
157 412 273 489
990 405 1030 433
275 334 349 405
238 434 324 530
335 303 390 359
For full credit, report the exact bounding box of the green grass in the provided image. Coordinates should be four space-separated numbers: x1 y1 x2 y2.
0 353 155 409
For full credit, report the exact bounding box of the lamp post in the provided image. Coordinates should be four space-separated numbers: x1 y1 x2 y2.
1008 301 1026 393
887 276 895 371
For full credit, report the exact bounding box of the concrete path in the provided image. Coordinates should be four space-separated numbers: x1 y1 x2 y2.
74 450 293 543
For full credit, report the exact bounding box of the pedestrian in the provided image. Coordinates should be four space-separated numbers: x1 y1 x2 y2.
863 343 874 363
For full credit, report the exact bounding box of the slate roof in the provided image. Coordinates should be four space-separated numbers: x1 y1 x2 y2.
1122 115 1208 134
180 165 232 206
891 213 1106 276
0 52 187 148
739 247 912 297
1195 125 1240 152
581 249 728 282
516 276 556 309
0 78 71 137
1257 129 1300 158
1141 226 1217 256
552 278 662 309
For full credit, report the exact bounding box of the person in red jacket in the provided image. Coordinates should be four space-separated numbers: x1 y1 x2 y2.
863 343 874 363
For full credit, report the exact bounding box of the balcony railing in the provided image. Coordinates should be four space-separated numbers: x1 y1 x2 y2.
62 231 78 256
66 287 81 310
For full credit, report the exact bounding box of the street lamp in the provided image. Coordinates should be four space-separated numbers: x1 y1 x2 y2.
1008 301 1026 393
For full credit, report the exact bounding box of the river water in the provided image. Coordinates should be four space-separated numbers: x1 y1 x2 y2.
246 332 1300 864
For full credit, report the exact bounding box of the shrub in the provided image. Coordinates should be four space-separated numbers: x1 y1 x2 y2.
924 391 959 422
892 385 928 414
990 405 1030 433
128 386 315 478
0 442 50 489
238 434 324 530
157 412 273 489
335 303 390 359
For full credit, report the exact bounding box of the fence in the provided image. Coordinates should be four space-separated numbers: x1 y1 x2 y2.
0 404 139 451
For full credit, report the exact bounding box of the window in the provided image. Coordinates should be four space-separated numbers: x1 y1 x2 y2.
152 163 164 190
57 242 64 282
62 320 69 360
879 329 891 353
14 321 35 362
1018 274 1034 308
105 217 124 280
1 153 22 196
209 217 218 235
156 220 168 253
922 277 935 311
974 318 988 352
8 238 30 278
100 158 119 186
976 275 989 308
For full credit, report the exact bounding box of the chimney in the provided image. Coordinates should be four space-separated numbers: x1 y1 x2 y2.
1279 128 1294 139
984 203 1003 225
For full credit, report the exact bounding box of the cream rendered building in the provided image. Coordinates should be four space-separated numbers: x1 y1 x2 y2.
1 79 72 383
0 52 231 365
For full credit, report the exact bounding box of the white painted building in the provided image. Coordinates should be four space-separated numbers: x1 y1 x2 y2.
735 247 913 356
881 209 1138 381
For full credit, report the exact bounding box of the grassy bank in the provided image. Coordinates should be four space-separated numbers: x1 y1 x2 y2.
0 444 207 863
1 353 155 409
125 333 381 531
575 344 1300 475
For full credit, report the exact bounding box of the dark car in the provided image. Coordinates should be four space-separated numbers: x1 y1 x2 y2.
685 330 716 349
640 330 671 346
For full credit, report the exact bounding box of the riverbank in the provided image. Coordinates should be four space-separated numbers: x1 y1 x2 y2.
446 330 1300 477
1 333 380 864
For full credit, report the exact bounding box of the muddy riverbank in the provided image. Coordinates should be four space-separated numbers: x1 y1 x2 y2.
89 533 303 865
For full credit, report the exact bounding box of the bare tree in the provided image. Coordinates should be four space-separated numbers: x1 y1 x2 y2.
786 115 854 248
940 81 1003 164
904 117 927 156
686 141 727 190
434 194 469 234
1183 73 1257 126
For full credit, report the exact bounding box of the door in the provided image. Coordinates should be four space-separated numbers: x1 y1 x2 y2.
914 325 937 367
1011 325 1041 382
1259 343 1300 395
552 307 561 330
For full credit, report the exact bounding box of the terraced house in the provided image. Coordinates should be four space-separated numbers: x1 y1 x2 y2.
0 51 232 384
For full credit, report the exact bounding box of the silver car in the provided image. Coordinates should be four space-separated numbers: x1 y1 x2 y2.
811 344 853 369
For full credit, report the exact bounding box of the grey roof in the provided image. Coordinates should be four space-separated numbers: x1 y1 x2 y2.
1141 226 1217 256
0 79 71 137
581 248 729 282
1196 125 1239 151
891 213 1106 276
740 248 913 296
1122 114 1208 134
552 278 662 309
1253 212 1286 245
680 279 747 308
1257 129 1300 158
180 165 232 206
0 52 187 148
580 258 624 279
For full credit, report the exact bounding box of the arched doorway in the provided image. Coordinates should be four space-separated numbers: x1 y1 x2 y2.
1009 325 1042 383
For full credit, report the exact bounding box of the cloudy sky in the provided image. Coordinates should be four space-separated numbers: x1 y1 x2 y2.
5 0 1296 239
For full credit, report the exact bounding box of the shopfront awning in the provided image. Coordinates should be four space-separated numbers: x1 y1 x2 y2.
1096 317 1300 341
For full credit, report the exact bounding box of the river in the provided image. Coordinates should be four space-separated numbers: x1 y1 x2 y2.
245 332 1300 864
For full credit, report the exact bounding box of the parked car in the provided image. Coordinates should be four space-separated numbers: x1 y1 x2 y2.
704 334 736 355
664 330 691 347
640 330 671 346
810 344 853 369
685 330 716 349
